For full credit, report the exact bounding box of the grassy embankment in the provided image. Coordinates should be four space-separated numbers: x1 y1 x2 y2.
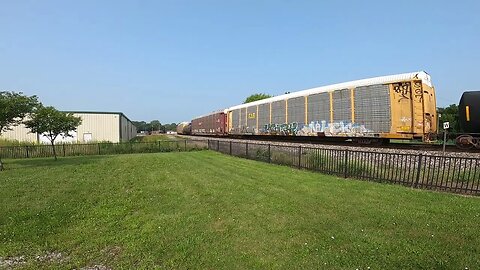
1 151 479 269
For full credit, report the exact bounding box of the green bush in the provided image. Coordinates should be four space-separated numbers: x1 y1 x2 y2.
255 148 270 162
347 162 371 177
271 150 293 166
306 151 328 170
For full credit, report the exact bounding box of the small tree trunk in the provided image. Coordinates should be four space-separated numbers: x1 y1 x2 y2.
0 129 4 170
51 141 57 161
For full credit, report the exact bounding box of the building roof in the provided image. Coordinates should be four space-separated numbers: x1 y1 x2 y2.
62 111 134 123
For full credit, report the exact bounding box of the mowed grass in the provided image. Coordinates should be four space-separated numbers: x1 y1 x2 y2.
1 152 479 269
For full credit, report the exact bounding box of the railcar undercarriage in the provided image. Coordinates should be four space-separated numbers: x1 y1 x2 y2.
456 134 480 149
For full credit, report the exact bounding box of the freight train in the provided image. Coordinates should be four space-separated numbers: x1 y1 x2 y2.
179 71 478 148
456 91 480 149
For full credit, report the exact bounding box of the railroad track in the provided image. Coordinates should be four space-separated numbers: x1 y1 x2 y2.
179 135 480 155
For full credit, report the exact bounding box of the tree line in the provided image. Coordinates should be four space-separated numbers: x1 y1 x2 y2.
437 104 460 133
132 93 273 134
132 120 178 133
0 91 82 168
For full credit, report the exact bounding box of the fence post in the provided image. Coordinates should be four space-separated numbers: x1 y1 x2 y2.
184 140 187 151
245 142 249 158
268 144 271 163
217 140 220 151
229 141 232 155
63 144 66 157
26 146 29 158
207 139 210 149
98 143 101 155
298 146 302 169
413 154 423 188
343 149 349 178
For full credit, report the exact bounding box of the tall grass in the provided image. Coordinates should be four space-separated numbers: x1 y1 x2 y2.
0 138 38 147
131 134 178 143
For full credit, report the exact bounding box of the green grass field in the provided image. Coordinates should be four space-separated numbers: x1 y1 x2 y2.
1 151 479 269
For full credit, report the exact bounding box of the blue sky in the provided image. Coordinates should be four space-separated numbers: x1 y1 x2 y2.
1 0 479 123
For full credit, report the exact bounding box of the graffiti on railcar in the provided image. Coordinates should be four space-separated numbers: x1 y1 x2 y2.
230 126 248 134
413 82 423 102
399 117 412 132
393 82 411 102
297 121 373 136
263 122 299 135
260 120 373 136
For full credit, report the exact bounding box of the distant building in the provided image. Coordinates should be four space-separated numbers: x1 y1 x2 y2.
1 111 137 143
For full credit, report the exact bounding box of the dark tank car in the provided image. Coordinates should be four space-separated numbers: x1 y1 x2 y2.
456 91 480 149
458 91 480 134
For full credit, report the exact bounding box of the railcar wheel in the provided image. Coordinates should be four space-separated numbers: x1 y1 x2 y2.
425 132 437 142
473 137 480 149
455 135 474 150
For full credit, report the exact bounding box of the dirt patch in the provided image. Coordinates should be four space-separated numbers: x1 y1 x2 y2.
80 265 111 270
0 256 26 268
102 246 122 258
0 251 68 268
35 251 68 263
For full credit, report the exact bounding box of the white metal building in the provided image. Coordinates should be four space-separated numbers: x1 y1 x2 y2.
1 111 137 143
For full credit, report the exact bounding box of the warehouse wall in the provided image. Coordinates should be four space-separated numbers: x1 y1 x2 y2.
74 113 120 143
1 112 136 144
120 114 137 142
0 124 38 143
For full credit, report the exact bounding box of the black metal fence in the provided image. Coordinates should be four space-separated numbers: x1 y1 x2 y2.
2 138 479 195
207 140 480 195
0 140 209 159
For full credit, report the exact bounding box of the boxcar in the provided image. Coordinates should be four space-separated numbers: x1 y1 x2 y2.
226 71 437 141
191 111 227 136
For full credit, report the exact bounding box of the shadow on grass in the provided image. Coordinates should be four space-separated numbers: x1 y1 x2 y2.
2 155 113 170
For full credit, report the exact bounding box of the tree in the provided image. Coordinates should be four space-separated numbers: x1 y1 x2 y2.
132 121 148 132
0 91 40 134
133 120 177 134
159 124 167 133
243 93 272 104
438 104 459 133
0 91 40 170
163 123 178 131
25 106 82 161
150 120 162 132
